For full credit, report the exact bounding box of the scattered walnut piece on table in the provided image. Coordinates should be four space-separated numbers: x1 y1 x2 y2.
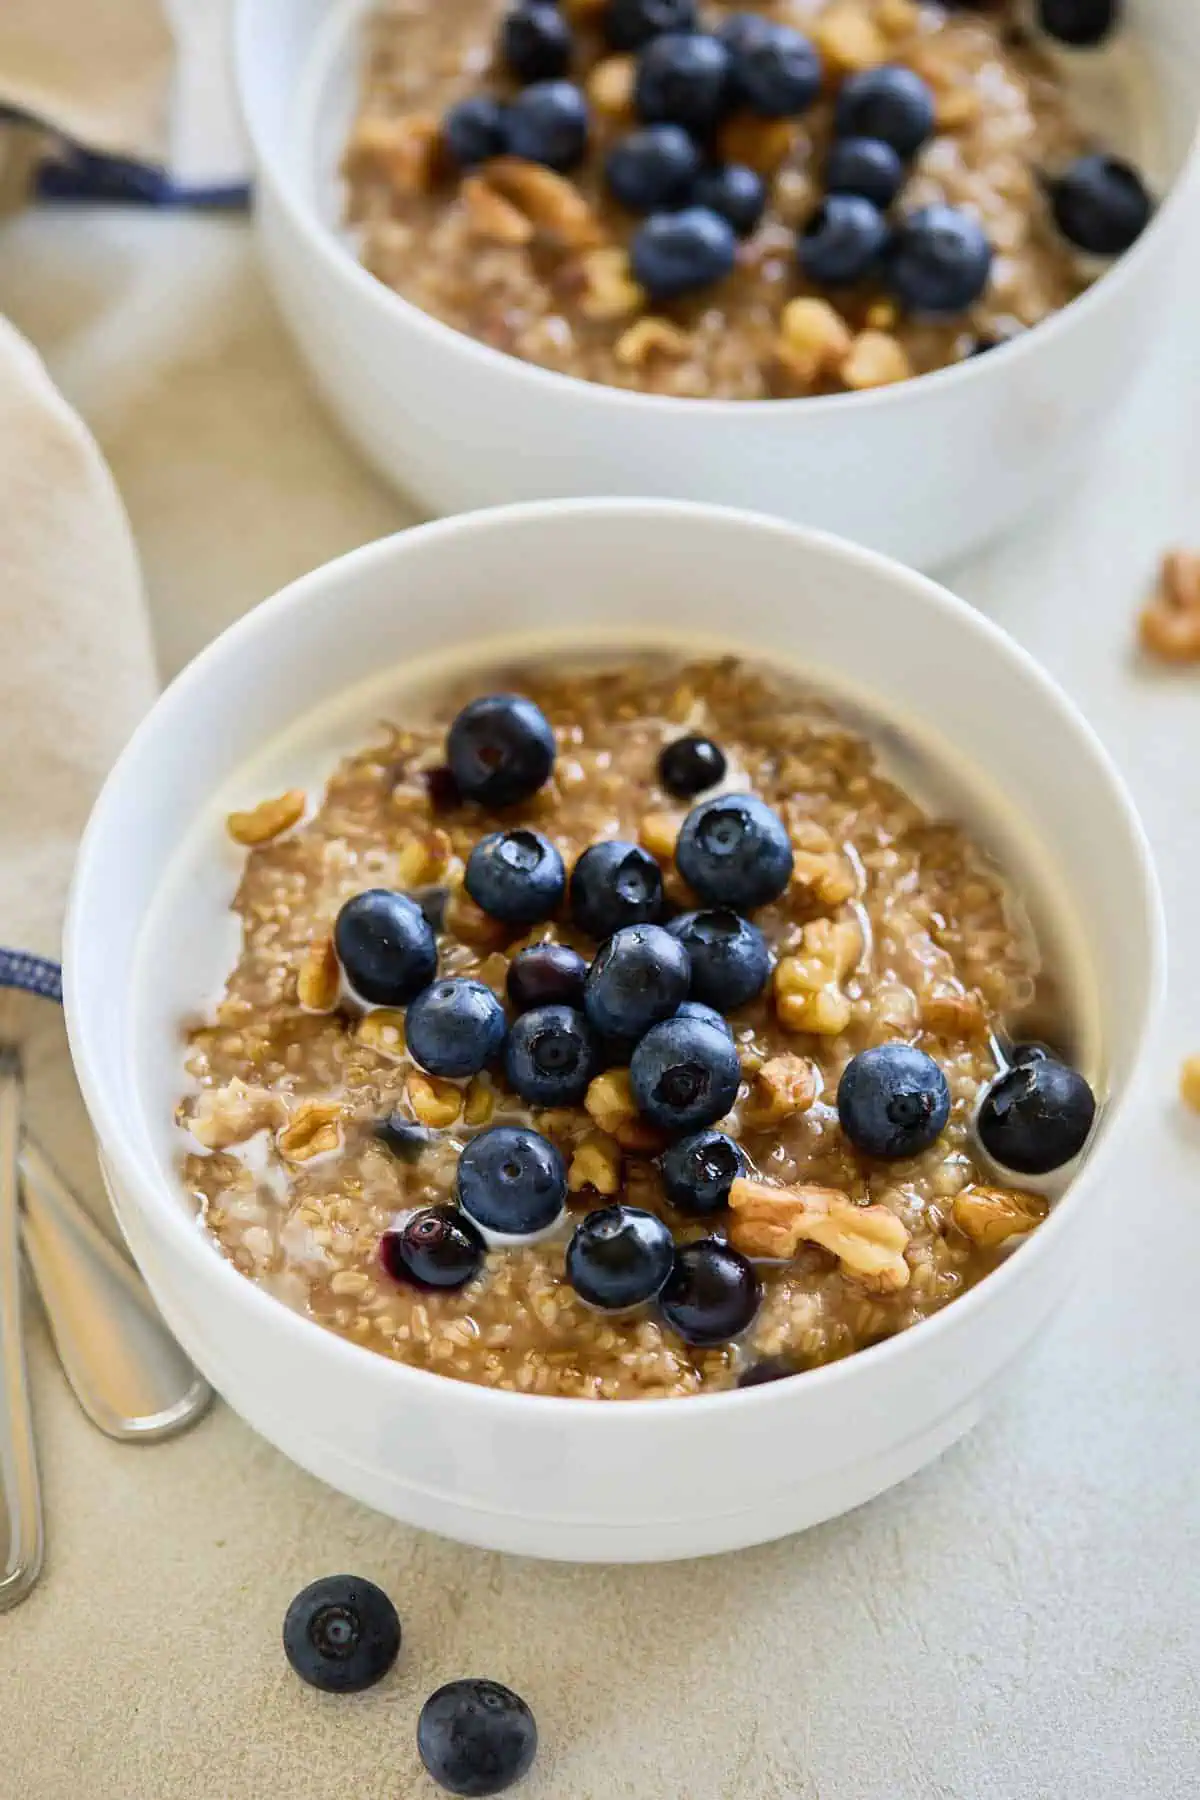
1139 550 1200 663
1179 1055 1200 1113
729 1177 911 1292
951 1184 1048 1249
226 789 305 847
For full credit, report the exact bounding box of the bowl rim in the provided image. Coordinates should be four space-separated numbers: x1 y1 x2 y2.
233 0 1200 422
64 499 1167 1425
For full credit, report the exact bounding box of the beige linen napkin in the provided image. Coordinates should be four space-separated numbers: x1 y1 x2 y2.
0 0 170 170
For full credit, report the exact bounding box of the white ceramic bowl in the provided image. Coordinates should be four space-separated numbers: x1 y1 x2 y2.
235 0 1200 568
65 501 1163 1562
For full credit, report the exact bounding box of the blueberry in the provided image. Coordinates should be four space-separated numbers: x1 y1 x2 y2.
659 1127 746 1214
570 839 664 939
504 1004 601 1105
506 79 590 170
375 1114 434 1161
834 65 936 158
380 1205 486 1290
826 136 905 208
658 1239 759 1346
977 1056 1096 1175
631 206 737 297
501 2 573 83
406 978 508 1078
715 12 771 56
605 124 701 213
606 0 698 52
837 1043 951 1160
443 96 510 168
465 829 566 925
691 163 765 236
798 194 889 287
457 1126 567 1238
675 793 793 910
675 999 735 1041
658 733 727 798
634 33 733 136
283 1576 401 1694
506 942 589 1011
1037 0 1119 48
737 1356 797 1387
885 205 993 313
425 764 464 814
446 693 555 807
1047 153 1152 256
583 923 691 1039
726 21 821 118
566 1204 675 1309
630 1013 741 1131
418 1679 538 1798
334 889 437 1007
666 908 770 1009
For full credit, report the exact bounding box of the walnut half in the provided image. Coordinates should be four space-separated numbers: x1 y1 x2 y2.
951 1184 1048 1249
729 1177 911 1292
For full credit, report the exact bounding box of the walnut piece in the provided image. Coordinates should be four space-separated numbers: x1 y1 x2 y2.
585 1069 665 1152
875 0 920 35
841 330 913 391
587 55 635 117
717 114 796 174
444 882 510 949
462 173 533 245
813 5 888 72
787 815 857 909
639 811 683 860
568 1131 623 1195
186 1079 284 1150
1140 550 1200 663
775 916 861 1035
396 827 452 888
743 1054 816 1129
297 936 339 1013
343 114 442 195
615 317 691 367
226 789 305 847
480 157 603 249
777 297 853 387
921 987 987 1039
951 1184 1048 1249
278 1099 343 1163
464 1076 496 1127
356 1009 407 1058
578 246 645 321
406 1072 462 1128
729 1177 911 1291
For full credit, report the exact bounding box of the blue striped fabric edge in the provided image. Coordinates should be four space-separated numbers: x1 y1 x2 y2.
0 950 64 1005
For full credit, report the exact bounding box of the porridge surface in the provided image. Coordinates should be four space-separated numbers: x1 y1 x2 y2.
180 658 1063 1399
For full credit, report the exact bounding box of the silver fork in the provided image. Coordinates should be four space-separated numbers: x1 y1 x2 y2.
0 1037 44 1612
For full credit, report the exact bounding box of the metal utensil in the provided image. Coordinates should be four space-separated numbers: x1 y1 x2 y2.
0 1040 44 1611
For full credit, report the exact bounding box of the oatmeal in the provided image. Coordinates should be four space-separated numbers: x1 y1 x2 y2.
341 0 1152 399
179 658 1096 1399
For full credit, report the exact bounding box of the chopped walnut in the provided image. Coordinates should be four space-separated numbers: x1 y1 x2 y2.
936 86 981 130
615 317 691 367
1140 550 1200 663
864 298 900 331
585 1069 665 1152
1179 1055 1200 1113
343 114 442 195
462 173 533 245
639 811 682 860
774 916 861 1035
578 246 645 321
813 5 888 72
716 114 795 175
787 815 857 909
743 1054 817 1129
226 790 305 847
297 935 339 1013
477 157 603 249
587 55 635 118
186 1079 284 1150
444 882 510 949
921 987 987 1039
777 297 853 387
406 1072 462 1128
396 827 452 888
841 330 913 391
951 1184 1048 1249
464 1075 496 1127
729 1178 911 1291
356 1009 407 1058
568 1131 623 1195
875 0 919 35
278 1099 343 1163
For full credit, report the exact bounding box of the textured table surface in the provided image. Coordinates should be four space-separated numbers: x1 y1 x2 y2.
0 207 1197 1800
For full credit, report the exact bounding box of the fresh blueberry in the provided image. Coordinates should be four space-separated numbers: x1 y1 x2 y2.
506 942 589 1011
406 979 508 1078
446 693 555 807
885 205 993 313
283 1576 401 1694
737 1356 797 1387
606 0 698 52
977 1056 1096 1175
1037 0 1119 48
1047 153 1152 255
605 124 702 213
631 206 737 297
570 840 664 939
634 33 733 136
658 1239 759 1346
834 65 936 158
443 96 510 168
675 793 793 910
457 1126 567 1237
412 884 449 933
797 194 889 287
666 908 770 1009
837 1043 951 1160
715 11 771 56
726 21 821 118
658 733 727 798
675 999 735 1041
506 78 590 170
630 1013 741 1131
380 1206 486 1290
691 163 765 236
583 923 691 1040
566 1204 675 1310
375 1114 434 1161
501 2 573 83
504 1004 601 1105
659 1127 746 1214
465 829 566 925
1011 1040 1057 1066
417 1679 538 1798
826 135 905 208
334 889 437 1007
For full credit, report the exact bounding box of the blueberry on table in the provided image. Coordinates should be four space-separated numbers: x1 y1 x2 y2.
630 1013 741 1131
501 2 573 84
675 999 735 1041
606 0 697 52
583 923 691 1039
417 1678 538 1797
443 96 510 169
283 1576 401 1694
826 136 905 209
834 65 936 158
837 1044 951 1160
659 1127 746 1214
375 1114 434 1161
506 942 589 1012
334 889 437 1007
566 1204 675 1309
457 1125 567 1237
446 693 556 807
1047 153 1153 255
406 978 508 1078
465 829 566 925
666 908 771 1009
885 205 993 314
605 123 702 214
675 793 793 911
690 164 766 237
976 1056 1096 1175
380 1206 486 1290
726 21 822 119
634 33 733 136
504 1004 601 1104
658 732 727 799
570 839 664 938
658 1238 760 1346
798 194 889 288
506 79 590 171
631 205 737 298
1037 0 1120 48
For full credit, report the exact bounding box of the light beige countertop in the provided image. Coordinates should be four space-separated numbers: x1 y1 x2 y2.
0 206 1198 1800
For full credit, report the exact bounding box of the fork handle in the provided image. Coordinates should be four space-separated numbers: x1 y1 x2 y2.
0 1063 43 1610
